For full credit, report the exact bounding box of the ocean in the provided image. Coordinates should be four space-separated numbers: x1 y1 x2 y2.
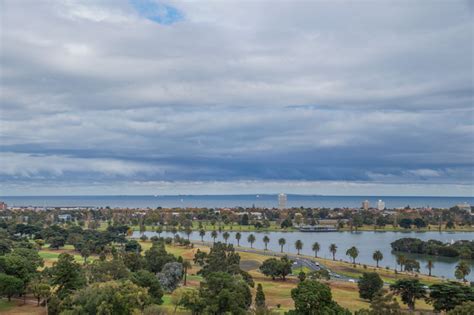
1 194 473 209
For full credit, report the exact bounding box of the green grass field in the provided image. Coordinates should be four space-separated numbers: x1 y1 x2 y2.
0 300 14 312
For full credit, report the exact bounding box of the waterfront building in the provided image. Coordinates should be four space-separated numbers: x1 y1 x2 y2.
377 199 385 211
362 200 369 210
0 202 7 211
278 193 287 209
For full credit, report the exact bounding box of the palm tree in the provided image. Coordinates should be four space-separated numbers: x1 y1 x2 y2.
235 232 241 246
182 260 192 286
312 242 320 258
211 230 218 243
199 229 206 242
248 234 256 248
185 226 192 240
263 235 270 250
373 250 383 268
223 231 230 244
346 246 359 264
156 226 163 237
295 240 303 255
278 238 286 253
426 260 434 276
329 244 337 261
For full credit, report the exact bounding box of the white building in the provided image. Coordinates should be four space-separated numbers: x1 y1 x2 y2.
278 193 287 209
377 200 385 211
362 200 369 210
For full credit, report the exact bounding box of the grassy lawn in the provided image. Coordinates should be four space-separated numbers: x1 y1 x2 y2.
0 299 46 315
0 300 15 312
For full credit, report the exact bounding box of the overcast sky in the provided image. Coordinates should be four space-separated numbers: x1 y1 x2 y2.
1 0 473 196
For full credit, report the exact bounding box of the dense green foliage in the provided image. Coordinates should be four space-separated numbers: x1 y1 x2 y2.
391 238 474 259
389 279 427 311
428 281 474 312
358 272 383 300
259 256 292 280
287 280 351 315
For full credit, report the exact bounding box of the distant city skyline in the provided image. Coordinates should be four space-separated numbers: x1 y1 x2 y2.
1 0 473 196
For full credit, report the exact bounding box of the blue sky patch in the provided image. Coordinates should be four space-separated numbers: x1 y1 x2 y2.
130 0 183 24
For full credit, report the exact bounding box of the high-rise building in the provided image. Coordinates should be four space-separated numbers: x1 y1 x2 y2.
377 200 385 211
278 193 287 209
362 200 369 210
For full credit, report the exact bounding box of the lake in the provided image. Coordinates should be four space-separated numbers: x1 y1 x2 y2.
135 230 474 281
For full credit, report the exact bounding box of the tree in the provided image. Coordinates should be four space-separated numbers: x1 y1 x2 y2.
222 231 230 244
248 234 256 248
312 242 320 258
263 235 270 250
211 230 218 243
125 239 142 253
157 262 183 292
358 272 383 301
131 270 164 304
199 271 252 314
182 260 192 286
403 259 420 273
259 256 293 280
448 301 474 315
49 236 66 250
346 246 359 264
49 253 86 299
255 283 266 308
288 280 350 315
144 242 176 273
0 273 23 301
329 244 337 261
88 257 131 283
64 280 151 314
413 218 427 229
357 289 401 315
185 226 192 240
428 281 474 312
390 279 427 311
80 246 91 264
396 255 405 271
426 260 434 276
29 278 51 306
199 229 206 242
295 240 303 255
175 287 205 315
235 232 241 246
398 218 412 229
372 250 383 268
278 238 286 253
455 261 471 282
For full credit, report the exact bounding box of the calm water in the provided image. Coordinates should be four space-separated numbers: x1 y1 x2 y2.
2 195 473 209
135 230 474 281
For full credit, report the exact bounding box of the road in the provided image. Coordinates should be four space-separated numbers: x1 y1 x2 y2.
191 240 356 282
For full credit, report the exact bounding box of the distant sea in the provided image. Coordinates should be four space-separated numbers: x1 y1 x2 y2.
1 195 473 209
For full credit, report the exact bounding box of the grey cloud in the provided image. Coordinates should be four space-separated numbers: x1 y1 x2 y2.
0 0 473 195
